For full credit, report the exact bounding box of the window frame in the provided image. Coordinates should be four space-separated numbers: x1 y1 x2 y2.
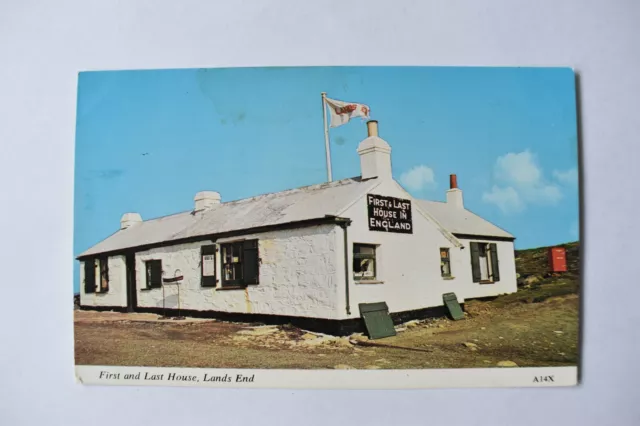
470 242 500 284
97 257 109 293
145 259 163 289
353 243 377 281
200 244 218 287
221 241 245 287
220 239 260 288
440 247 452 278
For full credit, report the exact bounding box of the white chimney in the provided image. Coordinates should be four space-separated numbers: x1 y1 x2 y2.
357 120 392 180
194 191 221 211
446 174 464 209
120 212 142 229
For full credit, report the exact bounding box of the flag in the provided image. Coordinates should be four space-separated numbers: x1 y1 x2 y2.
325 97 370 128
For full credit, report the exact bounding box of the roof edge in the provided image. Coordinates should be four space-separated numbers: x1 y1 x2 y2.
334 178 383 217
460 206 514 238
76 215 349 260
391 180 464 248
453 233 516 242
416 199 514 239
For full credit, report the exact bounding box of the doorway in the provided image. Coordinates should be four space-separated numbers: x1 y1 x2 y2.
125 254 137 312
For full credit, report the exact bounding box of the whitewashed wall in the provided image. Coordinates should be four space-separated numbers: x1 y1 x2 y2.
135 224 342 319
77 183 515 319
79 256 127 307
335 179 467 320
454 238 518 299
333 179 518 320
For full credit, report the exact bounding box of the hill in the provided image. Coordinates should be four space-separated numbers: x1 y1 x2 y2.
515 241 580 278
482 241 581 307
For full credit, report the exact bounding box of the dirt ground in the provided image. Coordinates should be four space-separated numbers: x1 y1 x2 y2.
74 291 579 370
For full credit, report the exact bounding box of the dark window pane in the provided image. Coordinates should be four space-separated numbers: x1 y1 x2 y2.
242 240 259 285
145 260 162 288
353 258 362 273
84 259 96 293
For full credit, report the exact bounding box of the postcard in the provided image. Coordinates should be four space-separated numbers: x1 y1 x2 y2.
74 66 580 388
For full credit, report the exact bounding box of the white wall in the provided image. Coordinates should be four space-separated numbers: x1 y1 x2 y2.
453 238 518 300
77 225 341 318
79 256 127 308
335 179 466 320
135 224 342 319
334 179 518 320
77 186 516 319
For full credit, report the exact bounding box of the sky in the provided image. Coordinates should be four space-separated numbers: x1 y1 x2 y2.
74 66 579 292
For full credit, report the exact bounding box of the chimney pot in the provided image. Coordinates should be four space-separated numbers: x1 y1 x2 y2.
120 212 142 229
357 121 392 180
366 120 379 137
450 174 458 189
194 191 221 211
446 174 464 209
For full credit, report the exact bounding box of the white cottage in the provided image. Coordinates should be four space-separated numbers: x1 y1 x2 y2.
78 121 516 334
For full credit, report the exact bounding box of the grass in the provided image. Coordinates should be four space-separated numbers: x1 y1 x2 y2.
477 277 578 308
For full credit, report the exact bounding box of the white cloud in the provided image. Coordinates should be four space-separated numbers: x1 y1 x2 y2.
482 186 524 214
494 151 542 186
553 168 579 186
528 184 563 205
399 165 436 192
483 150 562 214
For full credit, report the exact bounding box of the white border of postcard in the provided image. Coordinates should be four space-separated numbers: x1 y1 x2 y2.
76 365 578 388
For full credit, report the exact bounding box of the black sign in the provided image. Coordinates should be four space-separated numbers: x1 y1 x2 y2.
367 194 413 234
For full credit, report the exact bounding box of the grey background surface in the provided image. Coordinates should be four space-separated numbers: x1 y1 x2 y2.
1 0 639 424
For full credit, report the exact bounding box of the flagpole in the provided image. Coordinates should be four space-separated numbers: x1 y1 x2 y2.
321 92 333 182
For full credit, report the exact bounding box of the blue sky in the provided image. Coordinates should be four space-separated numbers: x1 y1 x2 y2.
74 66 579 292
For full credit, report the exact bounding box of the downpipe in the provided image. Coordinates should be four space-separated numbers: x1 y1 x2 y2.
337 218 352 316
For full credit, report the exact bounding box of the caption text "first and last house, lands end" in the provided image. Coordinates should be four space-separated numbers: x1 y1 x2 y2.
99 370 255 383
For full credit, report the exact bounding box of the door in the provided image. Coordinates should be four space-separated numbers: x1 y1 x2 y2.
125 254 137 312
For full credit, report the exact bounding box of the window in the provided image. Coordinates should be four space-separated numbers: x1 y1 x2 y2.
353 244 377 281
98 258 109 292
470 242 500 283
145 259 162 289
478 244 490 281
440 248 451 278
201 245 217 287
221 240 259 287
222 242 243 285
84 259 96 294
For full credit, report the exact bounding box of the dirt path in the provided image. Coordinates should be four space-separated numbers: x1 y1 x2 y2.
74 294 578 369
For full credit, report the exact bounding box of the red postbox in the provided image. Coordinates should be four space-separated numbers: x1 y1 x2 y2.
548 247 567 272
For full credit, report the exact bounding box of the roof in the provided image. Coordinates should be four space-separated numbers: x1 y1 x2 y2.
416 200 514 239
79 177 513 259
78 177 380 258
